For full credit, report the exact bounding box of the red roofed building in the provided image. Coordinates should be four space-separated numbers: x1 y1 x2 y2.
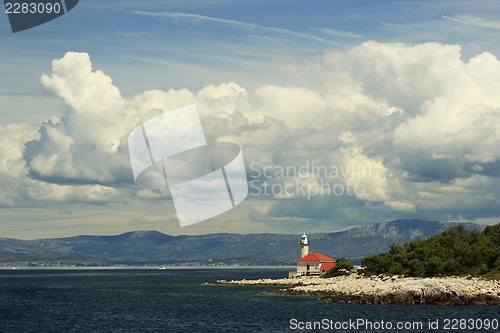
319 262 337 274
294 234 336 276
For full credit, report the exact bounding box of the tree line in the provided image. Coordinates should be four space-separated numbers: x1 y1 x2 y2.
362 223 500 279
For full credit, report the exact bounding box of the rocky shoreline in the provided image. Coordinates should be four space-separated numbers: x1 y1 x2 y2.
216 274 500 305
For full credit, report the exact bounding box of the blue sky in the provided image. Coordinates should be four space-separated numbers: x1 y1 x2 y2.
1 1 499 238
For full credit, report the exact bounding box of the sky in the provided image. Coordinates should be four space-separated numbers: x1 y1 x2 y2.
0 0 499 239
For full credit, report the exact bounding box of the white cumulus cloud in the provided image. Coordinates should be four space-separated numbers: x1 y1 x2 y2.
0 41 497 226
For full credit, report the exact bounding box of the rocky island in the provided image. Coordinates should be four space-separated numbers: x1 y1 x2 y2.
216 223 500 305
216 274 500 305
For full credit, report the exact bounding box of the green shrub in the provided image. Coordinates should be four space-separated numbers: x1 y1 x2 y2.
321 258 354 278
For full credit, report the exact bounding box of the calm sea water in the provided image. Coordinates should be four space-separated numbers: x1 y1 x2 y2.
0 268 498 333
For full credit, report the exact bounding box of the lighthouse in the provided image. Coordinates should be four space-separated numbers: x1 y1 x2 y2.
300 233 309 258
292 233 336 277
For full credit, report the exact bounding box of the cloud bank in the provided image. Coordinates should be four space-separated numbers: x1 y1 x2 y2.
1 42 499 227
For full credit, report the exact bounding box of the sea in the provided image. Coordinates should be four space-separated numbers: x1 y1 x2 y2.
0 268 498 333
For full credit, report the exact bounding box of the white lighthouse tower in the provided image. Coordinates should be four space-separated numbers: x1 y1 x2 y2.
300 233 309 258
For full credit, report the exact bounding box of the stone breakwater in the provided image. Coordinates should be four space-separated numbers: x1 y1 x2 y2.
216 275 500 305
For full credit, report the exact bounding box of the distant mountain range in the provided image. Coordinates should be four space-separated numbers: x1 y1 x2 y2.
0 219 484 267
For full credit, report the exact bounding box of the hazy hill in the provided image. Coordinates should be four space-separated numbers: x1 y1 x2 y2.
0 219 483 266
